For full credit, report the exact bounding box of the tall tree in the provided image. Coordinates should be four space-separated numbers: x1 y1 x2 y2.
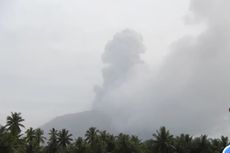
99 130 109 152
85 127 104 153
152 126 175 153
109 135 116 151
34 128 46 152
0 126 14 153
220 136 229 150
85 127 99 146
5 112 25 137
70 137 87 153
114 133 139 153
47 128 59 153
191 135 211 153
174 134 193 153
57 129 73 149
210 138 221 153
34 128 45 145
25 127 36 153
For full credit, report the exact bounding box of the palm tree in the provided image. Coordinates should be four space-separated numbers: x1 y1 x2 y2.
0 126 14 153
152 126 175 153
5 112 25 137
210 138 221 153
47 128 59 153
99 130 111 153
85 127 103 153
106 134 116 152
34 128 45 146
25 127 36 153
1 124 25 153
174 134 193 153
100 130 108 142
131 135 141 145
85 127 99 146
191 135 211 153
143 139 155 153
57 129 73 149
34 128 46 152
220 136 229 150
71 137 87 153
115 133 138 153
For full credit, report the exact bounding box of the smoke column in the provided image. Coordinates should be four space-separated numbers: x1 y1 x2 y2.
92 0 230 137
93 29 145 110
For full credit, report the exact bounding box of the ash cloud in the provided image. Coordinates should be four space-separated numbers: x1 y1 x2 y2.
93 29 145 111
92 0 230 137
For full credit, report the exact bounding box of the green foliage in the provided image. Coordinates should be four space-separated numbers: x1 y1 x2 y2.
47 128 59 153
174 134 193 153
152 126 175 153
57 128 73 152
5 112 25 138
0 113 230 153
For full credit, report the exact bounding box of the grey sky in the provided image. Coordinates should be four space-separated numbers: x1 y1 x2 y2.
1 0 207 130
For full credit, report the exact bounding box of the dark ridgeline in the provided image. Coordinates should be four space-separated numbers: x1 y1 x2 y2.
0 112 229 153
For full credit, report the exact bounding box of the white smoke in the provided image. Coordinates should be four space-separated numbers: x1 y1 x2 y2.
92 0 230 137
93 29 145 110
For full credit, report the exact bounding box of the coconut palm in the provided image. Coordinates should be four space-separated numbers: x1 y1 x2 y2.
85 127 99 146
34 128 46 152
220 136 229 150
25 127 36 153
57 129 73 148
47 128 59 153
106 134 116 152
100 130 109 142
71 137 87 153
115 133 138 153
191 135 211 153
152 126 175 153
174 134 193 153
86 127 104 153
34 128 46 146
210 138 221 153
0 126 14 153
5 112 25 137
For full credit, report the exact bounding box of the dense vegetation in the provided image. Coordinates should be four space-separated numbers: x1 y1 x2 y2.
0 112 229 153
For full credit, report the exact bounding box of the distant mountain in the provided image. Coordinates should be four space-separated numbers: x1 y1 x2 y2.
41 110 114 137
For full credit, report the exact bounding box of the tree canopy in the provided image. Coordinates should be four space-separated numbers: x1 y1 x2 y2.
0 112 229 153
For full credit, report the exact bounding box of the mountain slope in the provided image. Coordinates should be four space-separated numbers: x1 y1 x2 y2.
41 110 113 137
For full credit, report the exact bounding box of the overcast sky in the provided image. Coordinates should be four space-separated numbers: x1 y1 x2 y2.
0 0 206 128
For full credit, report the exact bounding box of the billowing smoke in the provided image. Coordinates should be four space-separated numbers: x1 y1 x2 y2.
93 29 145 111
92 0 230 137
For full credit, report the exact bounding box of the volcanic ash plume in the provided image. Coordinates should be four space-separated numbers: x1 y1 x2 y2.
43 0 230 138
92 0 230 137
93 29 145 111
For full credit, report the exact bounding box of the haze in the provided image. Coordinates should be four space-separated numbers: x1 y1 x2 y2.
1 0 229 137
